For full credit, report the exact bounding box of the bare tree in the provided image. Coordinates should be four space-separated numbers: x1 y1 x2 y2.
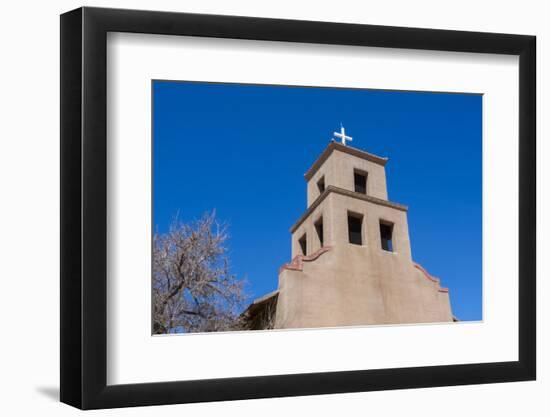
152 211 247 334
237 295 278 331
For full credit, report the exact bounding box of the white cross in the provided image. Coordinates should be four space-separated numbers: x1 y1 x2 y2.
333 124 353 146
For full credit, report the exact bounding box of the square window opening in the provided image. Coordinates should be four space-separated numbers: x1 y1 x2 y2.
298 233 307 255
348 212 363 245
317 176 325 194
380 221 394 252
354 170 367 194
315 217 324 247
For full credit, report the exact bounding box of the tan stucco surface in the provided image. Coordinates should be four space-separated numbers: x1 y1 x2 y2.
273 142 453 329
306 144 389 206
276 244 452 328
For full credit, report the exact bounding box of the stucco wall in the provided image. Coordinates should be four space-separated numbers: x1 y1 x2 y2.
330 192 412 260
291 193 335 258
276 244 452 329
306 148 388 206
291 191 410 259
282 143 452 328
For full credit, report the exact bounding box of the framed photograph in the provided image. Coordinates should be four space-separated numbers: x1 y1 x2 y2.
60 6 536 409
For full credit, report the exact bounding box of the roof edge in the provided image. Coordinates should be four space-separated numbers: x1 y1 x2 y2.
304 141 388 181
290 185 407 233
241 290 279 317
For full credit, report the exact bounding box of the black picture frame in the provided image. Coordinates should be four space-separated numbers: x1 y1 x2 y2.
60 6 536 410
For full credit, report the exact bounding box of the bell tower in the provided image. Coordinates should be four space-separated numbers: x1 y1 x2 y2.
272 128 453 329
291 138 411 260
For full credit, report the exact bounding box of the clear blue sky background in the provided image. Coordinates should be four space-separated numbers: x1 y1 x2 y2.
153 80 482 321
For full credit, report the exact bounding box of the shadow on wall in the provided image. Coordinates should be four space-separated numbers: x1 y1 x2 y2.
35 386 59 401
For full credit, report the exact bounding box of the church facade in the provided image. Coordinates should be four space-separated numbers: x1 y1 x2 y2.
242 136 453 330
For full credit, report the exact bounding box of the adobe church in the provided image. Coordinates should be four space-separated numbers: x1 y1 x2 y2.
242 127 454 330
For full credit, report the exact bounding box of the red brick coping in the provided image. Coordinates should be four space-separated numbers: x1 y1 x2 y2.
413 262 449 293
279 246 333 274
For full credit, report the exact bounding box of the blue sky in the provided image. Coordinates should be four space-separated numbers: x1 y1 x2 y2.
153 80 482 321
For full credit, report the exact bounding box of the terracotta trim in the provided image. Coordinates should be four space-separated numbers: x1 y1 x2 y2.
305 141 388 181
279 246 332 273
413 262 450 294
290 185 408 233
413 262 440 283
